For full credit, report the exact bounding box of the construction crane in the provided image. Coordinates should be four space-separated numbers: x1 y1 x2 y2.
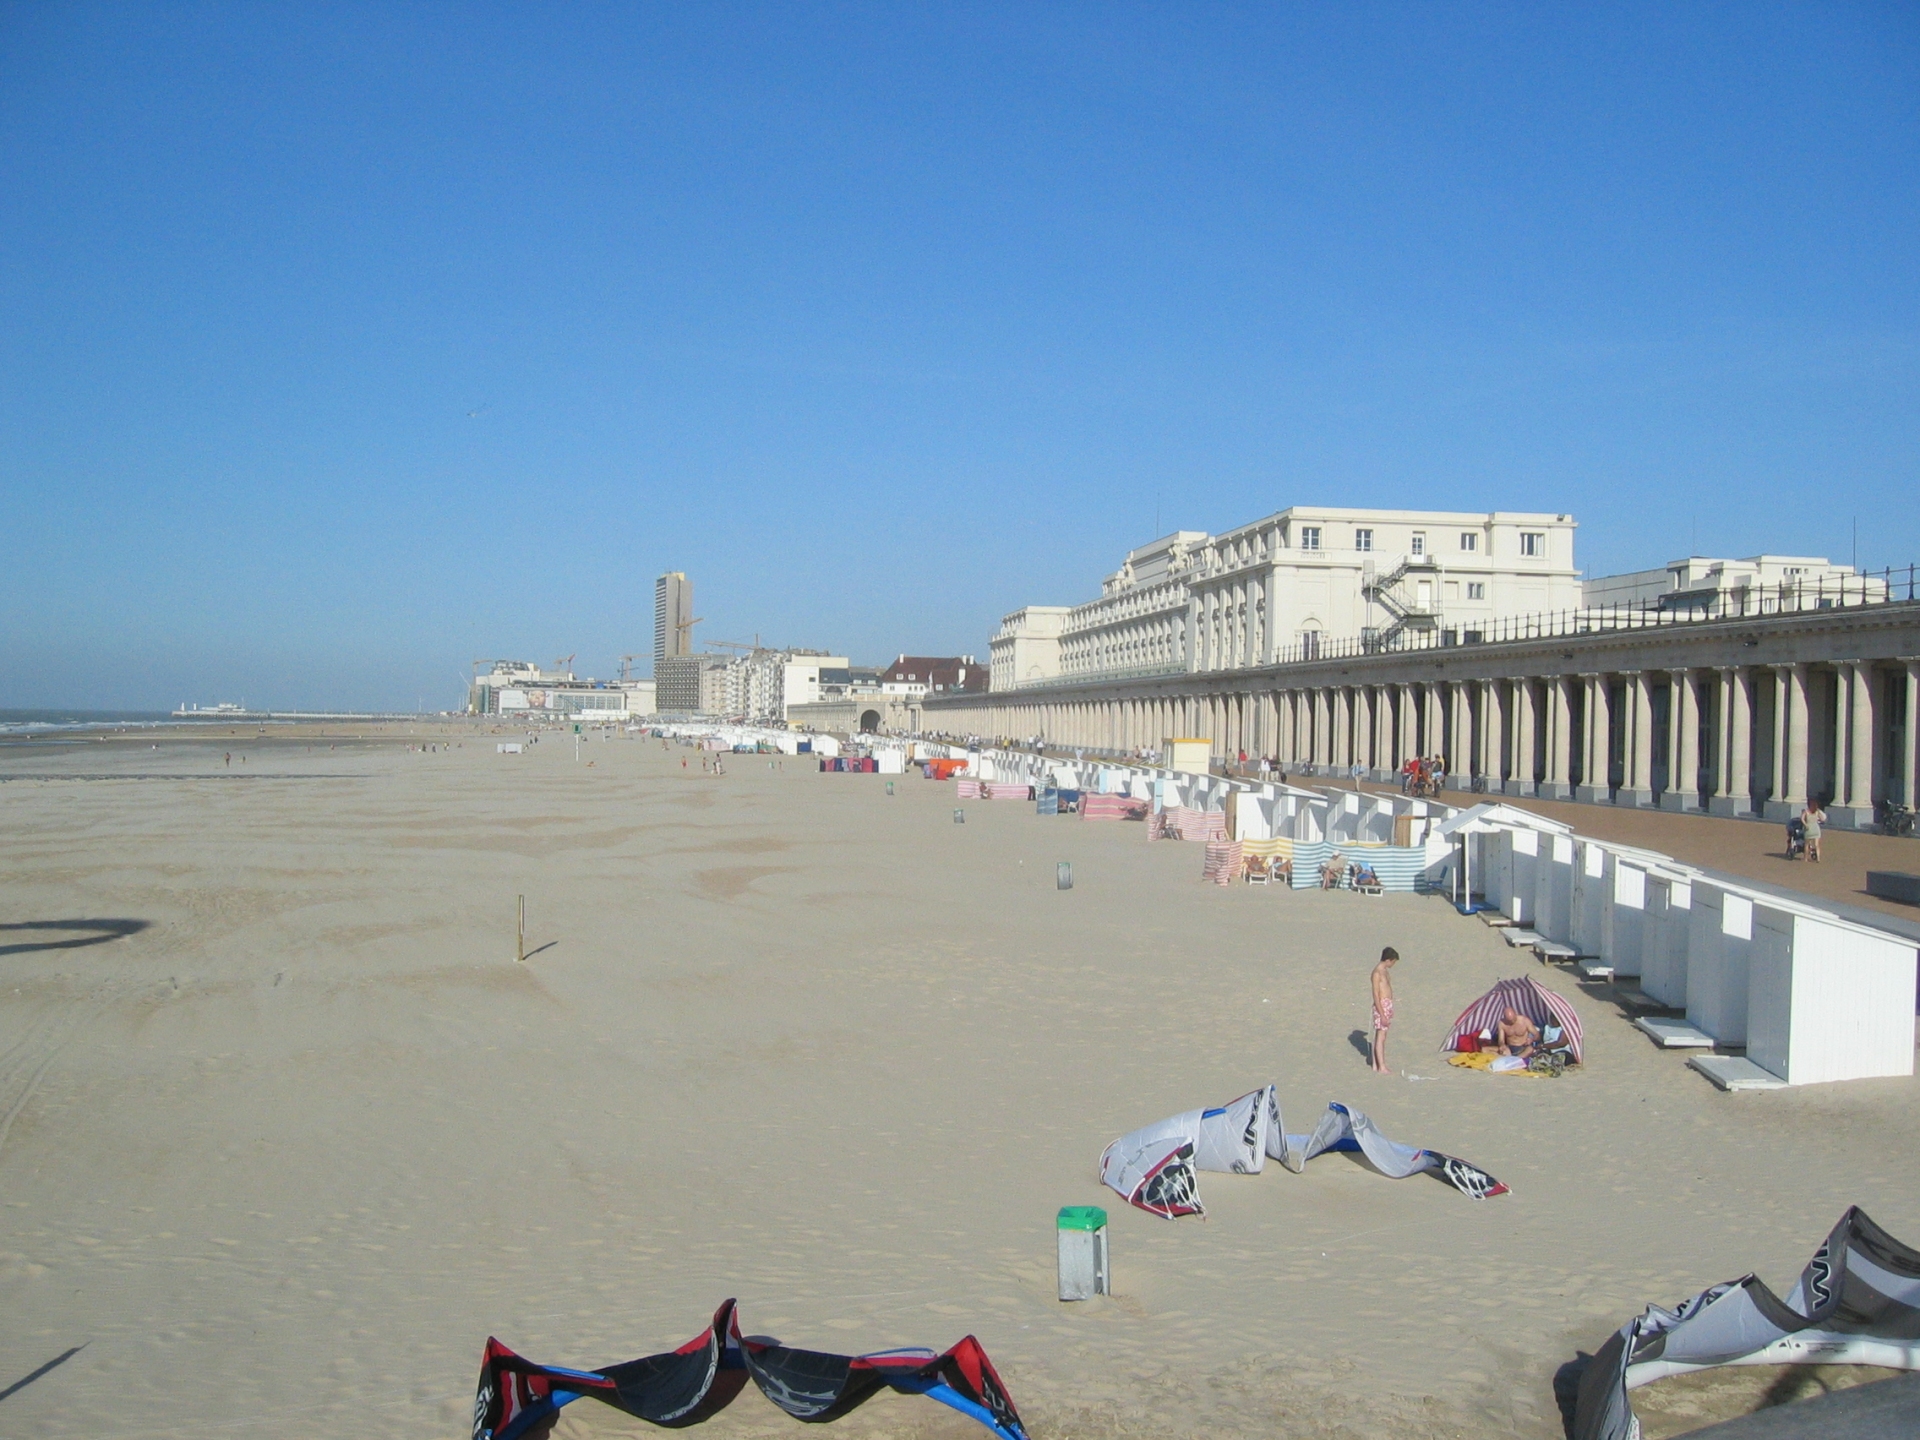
707 637 764 652
618 654 645 681
554 654 575 674
674 617 703 647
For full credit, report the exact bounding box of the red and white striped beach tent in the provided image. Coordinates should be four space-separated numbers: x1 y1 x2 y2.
1441 975 1584 1063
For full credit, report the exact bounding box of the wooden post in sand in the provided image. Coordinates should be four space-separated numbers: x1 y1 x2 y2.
517 895 525 963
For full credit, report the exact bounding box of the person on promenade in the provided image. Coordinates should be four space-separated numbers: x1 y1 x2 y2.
1370 947 1399 1073
1800 800 1826 863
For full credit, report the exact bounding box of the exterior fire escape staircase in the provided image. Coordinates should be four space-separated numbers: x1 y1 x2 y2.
1361 555 1444 651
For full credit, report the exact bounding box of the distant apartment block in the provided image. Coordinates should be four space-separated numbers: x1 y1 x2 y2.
654 571 694 667
654 652 721 714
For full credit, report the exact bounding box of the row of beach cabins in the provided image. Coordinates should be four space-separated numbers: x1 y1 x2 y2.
654 724 1919 1093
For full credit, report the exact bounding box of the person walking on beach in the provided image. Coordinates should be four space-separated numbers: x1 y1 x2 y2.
1369 947 1399 1073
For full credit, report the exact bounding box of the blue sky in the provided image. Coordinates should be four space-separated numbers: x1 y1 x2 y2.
2 4 1915 711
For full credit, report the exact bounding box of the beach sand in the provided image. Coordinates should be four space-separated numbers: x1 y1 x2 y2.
2 726 1917 1438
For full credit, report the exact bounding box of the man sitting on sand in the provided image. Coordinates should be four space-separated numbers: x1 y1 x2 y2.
1490 1007 1540 1058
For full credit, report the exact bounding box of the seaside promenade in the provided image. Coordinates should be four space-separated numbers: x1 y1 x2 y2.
1 722 1915 1438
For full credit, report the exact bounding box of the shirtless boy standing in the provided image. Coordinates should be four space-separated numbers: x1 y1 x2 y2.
1370 947 1399 1073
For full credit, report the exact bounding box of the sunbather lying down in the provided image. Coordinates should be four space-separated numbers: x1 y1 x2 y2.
1490 1008 1540 1057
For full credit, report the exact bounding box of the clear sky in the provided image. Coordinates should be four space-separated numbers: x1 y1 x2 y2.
2 4 1915 711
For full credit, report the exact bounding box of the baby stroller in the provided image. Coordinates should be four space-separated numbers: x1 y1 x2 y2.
1784 816 1806 861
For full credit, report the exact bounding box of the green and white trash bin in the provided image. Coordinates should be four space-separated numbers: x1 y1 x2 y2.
1056 1205 1110 1301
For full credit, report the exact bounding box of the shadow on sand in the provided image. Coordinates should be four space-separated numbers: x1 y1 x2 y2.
0 1345 87 1405
0 919 150 957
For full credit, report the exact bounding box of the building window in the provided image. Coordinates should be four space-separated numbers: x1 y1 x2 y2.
1410 532 1426 556
1300 526 1321 551
1354 528 1373 552
1460 532 1477 552
1467 582 1485 599
1520 532 1545 557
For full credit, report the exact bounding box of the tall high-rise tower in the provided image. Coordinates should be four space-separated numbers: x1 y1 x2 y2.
654 572 693 668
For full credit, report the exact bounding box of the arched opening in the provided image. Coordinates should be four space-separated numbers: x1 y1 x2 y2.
859 709 881 733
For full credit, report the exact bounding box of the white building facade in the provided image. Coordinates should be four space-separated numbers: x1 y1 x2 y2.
469 660 655 719
993 508 1582 689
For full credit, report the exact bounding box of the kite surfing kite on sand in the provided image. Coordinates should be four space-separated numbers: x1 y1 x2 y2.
1573 1207 1920 1440
473 1299 1027 1440
1099 1086 1508 1219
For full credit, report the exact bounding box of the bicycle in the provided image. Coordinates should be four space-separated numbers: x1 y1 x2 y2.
1876 801 1915 838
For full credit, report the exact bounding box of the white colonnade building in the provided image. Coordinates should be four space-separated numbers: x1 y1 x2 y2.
941 508 1915 829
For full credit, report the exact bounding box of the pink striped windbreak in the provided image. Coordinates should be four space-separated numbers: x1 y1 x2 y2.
1201 841 1243 886
1441 975 1584 1063
1168 806 1227 841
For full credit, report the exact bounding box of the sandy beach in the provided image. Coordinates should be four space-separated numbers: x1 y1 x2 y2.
3 724 1917 1439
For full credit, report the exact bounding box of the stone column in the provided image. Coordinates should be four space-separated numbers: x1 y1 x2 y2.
1662 669 1702 812
1776 664 1810 815
1481 678 1505 789
1393 683 1412 771
1542 676 1573 800
1352 686 1372 773
1679 669 1703 810
1507 678 1536 796
1834 661 1878 828
1621 671 1654 807
1576 674 1611 804
1763 669 1793 820
1727 668 1753 815
1710 669 1754 817
1369 686 1389 779
1447 683 1469 789
1763 669 1786 818
1907 661 1920 807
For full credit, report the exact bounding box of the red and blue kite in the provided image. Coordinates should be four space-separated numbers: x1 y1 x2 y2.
473 1299 1028 1440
